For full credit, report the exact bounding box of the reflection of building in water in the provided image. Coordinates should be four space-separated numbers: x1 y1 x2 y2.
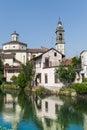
35 96 64 130
3 94 23 130
83 114 87 130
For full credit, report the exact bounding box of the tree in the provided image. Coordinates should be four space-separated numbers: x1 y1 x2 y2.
22 61 34 90
10 75 17 84
56 65 76 85
17 72 27 89
0 58 4 84
0 58 4 73
72 56 81 69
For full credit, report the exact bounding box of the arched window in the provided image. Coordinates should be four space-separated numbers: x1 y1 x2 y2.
59 33 62 40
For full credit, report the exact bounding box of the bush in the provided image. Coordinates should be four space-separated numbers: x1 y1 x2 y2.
59 87 76 96
35 87 45 96
83 78 87 82
71 83 87 94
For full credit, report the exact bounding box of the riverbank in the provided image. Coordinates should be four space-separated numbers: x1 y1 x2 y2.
1 83 87 98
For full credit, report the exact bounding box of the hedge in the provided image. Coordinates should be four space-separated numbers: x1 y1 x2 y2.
71 83 87 94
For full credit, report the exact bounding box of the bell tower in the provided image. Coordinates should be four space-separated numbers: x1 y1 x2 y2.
55 19 65 55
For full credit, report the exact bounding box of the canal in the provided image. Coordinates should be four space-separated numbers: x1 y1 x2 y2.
0 89 86 130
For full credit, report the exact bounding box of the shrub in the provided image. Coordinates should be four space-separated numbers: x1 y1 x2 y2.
35 87 45 96
83 78 87 82
59 87 76 96
71 83 87 94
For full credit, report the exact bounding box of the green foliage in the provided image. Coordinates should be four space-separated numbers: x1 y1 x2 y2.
57 102 83 129
17 61 34 90
59 87 76 96
17 72 27 88
72 56 81 69
83 78 87 82
35 87 45 96
22 61 34 88
18 90 44 129
71 83 87 94
0 58 4 84
56 65 76 85
0 59 4 73
10 75 17 84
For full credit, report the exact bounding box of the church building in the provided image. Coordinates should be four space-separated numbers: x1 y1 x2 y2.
0 20 67 89
0 32 47 81
33 20 66 90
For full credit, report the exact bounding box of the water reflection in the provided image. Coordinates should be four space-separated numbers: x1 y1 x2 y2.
35 96 64 130
35 96 84 130
0 89 87 130
2 92 22 130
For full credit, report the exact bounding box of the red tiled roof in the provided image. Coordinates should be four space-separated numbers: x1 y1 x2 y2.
4 66 22 70
3 41 27 46
27 47 48 53
62 58 72 66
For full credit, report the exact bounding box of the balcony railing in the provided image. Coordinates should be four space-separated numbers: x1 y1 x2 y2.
43 61 60 68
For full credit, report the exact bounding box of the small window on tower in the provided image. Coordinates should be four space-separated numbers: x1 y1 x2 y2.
59 33 62 40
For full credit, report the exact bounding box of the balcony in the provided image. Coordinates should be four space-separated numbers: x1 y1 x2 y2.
43 61 60 68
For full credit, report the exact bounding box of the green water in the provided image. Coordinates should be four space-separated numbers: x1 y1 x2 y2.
0 89 86 130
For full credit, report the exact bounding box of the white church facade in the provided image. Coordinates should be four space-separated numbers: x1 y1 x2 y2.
0 31 48 82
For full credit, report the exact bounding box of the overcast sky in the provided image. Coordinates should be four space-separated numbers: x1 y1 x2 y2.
0 0 87 58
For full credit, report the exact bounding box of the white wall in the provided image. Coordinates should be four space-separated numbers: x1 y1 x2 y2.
15 52 27 64
81 51 87 78
3 44 27 50
34 49 64 89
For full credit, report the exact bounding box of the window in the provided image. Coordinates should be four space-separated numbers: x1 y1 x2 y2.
23 55 25 63
13 46 15 48
59 33 62 40
45 73 48 83
8 70 14 73
49 61 52 67
14 70 19 73
54 52 57 56
39 62 41 67
45 58 49 67
45 101 48 112
54 73 58 83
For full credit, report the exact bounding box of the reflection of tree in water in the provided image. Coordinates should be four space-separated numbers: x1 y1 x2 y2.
74 97 87 114
56 96 84 130
0 89 4 112
18 90 43 130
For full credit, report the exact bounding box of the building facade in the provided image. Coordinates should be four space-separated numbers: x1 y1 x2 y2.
0 31 47 82
33 20 66 89
34 48 64 89
0 20 66 89
80 50 87 78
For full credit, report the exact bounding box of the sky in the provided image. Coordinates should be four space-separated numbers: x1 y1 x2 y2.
0 0 87 58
